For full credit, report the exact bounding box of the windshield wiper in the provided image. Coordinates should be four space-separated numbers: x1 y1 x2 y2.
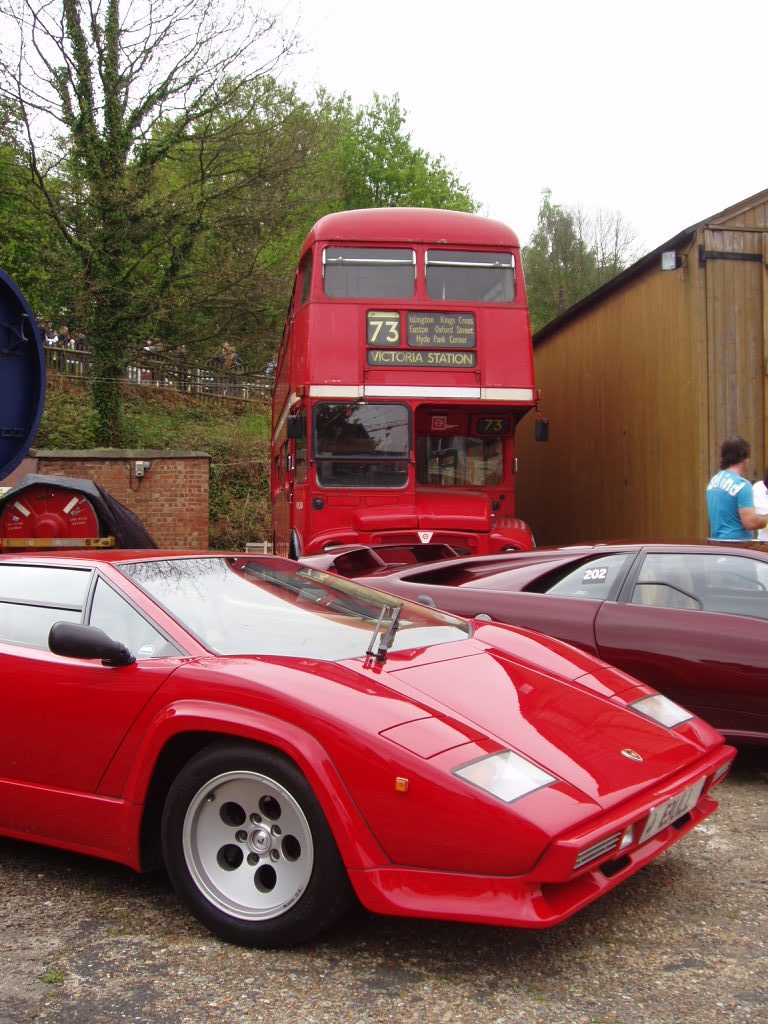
365 604 402 664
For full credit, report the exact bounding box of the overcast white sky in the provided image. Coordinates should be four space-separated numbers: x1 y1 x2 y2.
281 0 768 255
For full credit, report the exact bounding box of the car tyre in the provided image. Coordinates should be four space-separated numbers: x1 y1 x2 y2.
161 741 353 947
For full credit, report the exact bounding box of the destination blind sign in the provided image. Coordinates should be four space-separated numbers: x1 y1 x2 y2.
366 310 477 368
407 312 476 348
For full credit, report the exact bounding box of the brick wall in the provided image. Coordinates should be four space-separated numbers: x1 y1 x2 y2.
23 449 210 549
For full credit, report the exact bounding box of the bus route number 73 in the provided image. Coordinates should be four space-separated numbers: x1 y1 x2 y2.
367 311 400 347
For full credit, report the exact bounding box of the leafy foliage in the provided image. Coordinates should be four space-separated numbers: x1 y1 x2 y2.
0 0 295 443
333 94 477 212
0 0 477 441
0 100 69 316
523 189 640 333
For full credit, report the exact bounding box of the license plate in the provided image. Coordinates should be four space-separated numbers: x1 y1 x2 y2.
639 778 705 844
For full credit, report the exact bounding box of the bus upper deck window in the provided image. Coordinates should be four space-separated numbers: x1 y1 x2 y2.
426 250 515 303
323 247 416 299
299 252 313 305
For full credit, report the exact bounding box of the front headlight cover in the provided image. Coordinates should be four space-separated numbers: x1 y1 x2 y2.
454 750 556 804
630 693 694 728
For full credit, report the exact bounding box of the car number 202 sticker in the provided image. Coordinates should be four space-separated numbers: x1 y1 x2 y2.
582 567 609 582
639 778 705 845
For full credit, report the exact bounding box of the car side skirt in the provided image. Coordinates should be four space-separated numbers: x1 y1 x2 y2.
0 778 141 867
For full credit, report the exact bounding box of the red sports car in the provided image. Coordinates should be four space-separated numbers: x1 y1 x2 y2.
0 550 734 947
301 541 768 745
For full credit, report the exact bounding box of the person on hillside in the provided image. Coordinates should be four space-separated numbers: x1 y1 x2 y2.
706 435 768 541
222 342 241 370
41 321 57 345
209 342 242 394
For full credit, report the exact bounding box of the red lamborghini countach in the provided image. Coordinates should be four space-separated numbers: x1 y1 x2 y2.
0 551 734 947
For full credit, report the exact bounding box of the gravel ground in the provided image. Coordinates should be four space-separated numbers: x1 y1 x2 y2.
1 748 766 1024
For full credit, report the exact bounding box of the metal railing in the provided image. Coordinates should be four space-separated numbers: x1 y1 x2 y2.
43 345 273 403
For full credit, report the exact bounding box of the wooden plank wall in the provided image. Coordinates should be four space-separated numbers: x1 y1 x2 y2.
515 239 709 546
703 226 766 481
517 201 768 547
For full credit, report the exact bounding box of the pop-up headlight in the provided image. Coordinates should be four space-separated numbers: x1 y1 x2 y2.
630 694 694 728
454 750 556 804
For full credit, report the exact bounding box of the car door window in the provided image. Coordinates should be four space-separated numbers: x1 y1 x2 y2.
89 577 181 659
697 553 768 619
533 554 632 600
631 552 768 619
631 554 701 609
0 564 91 604
0 565 91 649
0 603 81 649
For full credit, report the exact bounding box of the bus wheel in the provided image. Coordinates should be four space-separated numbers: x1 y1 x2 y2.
161 742 353 948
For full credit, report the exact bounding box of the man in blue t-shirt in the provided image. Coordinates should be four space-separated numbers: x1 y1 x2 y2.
706 435 768 540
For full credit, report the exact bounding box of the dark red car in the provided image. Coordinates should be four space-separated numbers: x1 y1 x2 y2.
0 550 734 947
302 542 768 745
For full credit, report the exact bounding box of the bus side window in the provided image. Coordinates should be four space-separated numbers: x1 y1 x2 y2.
284 277 297 328
299 252 313 305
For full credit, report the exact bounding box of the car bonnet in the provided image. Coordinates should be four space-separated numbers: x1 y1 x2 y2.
385 649 705 810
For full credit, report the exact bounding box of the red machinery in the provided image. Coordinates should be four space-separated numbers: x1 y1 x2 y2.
0 482 109 549
0 475 155 550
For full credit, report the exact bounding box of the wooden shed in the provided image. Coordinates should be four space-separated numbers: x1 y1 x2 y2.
515 188 768 546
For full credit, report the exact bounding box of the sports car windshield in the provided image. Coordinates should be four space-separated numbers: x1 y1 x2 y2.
118 556 469 660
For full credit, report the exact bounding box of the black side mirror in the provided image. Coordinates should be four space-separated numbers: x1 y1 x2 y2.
286 415 305 440
535 418 549 443
49 621 136 667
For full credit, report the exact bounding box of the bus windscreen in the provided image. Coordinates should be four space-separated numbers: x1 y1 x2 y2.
314 402 410 488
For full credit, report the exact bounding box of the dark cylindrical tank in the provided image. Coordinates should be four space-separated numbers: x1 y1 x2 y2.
0 268 44 480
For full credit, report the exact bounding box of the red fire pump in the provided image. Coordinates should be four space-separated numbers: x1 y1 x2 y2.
0 482 109 549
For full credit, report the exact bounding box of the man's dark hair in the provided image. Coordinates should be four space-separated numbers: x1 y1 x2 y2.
720 435 751 470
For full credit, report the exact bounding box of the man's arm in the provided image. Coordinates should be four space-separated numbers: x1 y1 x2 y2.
738 506 768 531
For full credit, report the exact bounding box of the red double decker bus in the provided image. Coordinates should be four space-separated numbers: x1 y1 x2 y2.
271 207 541 558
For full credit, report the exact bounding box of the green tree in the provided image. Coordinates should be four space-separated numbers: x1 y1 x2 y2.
0 99 68 315
522 189 639 333
148 88 478 369
134 76 327 369
335 94 476 213
0 0 294 443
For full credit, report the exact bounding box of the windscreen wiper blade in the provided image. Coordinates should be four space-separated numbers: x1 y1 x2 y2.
365 605 389 661
374 605 401 664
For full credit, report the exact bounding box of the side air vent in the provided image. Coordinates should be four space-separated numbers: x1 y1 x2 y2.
574 832 622 871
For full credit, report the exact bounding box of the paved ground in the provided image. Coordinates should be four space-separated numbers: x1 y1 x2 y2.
1 748 766 1024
